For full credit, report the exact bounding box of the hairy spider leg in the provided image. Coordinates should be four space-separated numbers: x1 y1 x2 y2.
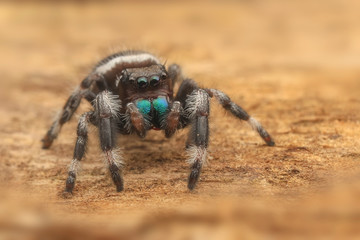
172 79 275 190
174 79 199 105
42 74 101 149
65 111 95 193
161 77 198 139
167 63 184 88
184 89 210 190
173 79 201 147
207 89 275 146
95 91 124 192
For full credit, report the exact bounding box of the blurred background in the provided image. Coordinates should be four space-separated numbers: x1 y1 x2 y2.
0 0 360 239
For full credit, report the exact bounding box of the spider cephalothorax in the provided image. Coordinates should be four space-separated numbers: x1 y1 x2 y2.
42 50 275 194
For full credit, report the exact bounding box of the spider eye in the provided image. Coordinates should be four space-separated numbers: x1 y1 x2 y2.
161 73 167 80
137 77 148 88
150 76 160 87
128 77 135 84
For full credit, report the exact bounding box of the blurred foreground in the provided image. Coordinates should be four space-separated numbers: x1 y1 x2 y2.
1 181 360 239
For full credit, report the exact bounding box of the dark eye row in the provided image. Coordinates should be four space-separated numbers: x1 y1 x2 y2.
137 75 161 88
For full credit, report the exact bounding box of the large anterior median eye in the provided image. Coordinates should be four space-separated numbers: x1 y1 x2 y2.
150 76 160 87
137 77 148 88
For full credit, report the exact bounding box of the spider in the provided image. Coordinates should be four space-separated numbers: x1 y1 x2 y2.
42 50 275 194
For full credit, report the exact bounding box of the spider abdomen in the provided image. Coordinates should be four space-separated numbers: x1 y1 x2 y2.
94 51 161 74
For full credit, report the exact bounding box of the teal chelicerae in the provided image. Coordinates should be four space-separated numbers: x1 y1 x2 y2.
135 97 169 117
136 99 151 115
153 96 169 116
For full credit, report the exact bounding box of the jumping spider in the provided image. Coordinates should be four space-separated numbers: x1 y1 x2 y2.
42 50 275 193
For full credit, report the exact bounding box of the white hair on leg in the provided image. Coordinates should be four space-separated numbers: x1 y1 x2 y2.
50 111 62 136
186 145 208 166
185 89 208 119
247 117 267 135
248 117 261 131
69 159 81 174
103 148 124 169
184 92 198 119
102 91 122 119
122 110 132 133
78 113 90 132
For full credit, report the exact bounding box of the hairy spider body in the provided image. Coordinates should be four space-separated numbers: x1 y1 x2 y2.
42 50 275 193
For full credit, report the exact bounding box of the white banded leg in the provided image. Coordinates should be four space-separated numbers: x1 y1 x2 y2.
208 89 275 146
42 74 101 149
185 89 210 190
95 91 124 192
65 111 94 193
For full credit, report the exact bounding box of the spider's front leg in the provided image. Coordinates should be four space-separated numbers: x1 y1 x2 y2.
184 89 210 190
95 91 124 192
164 78 200 138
